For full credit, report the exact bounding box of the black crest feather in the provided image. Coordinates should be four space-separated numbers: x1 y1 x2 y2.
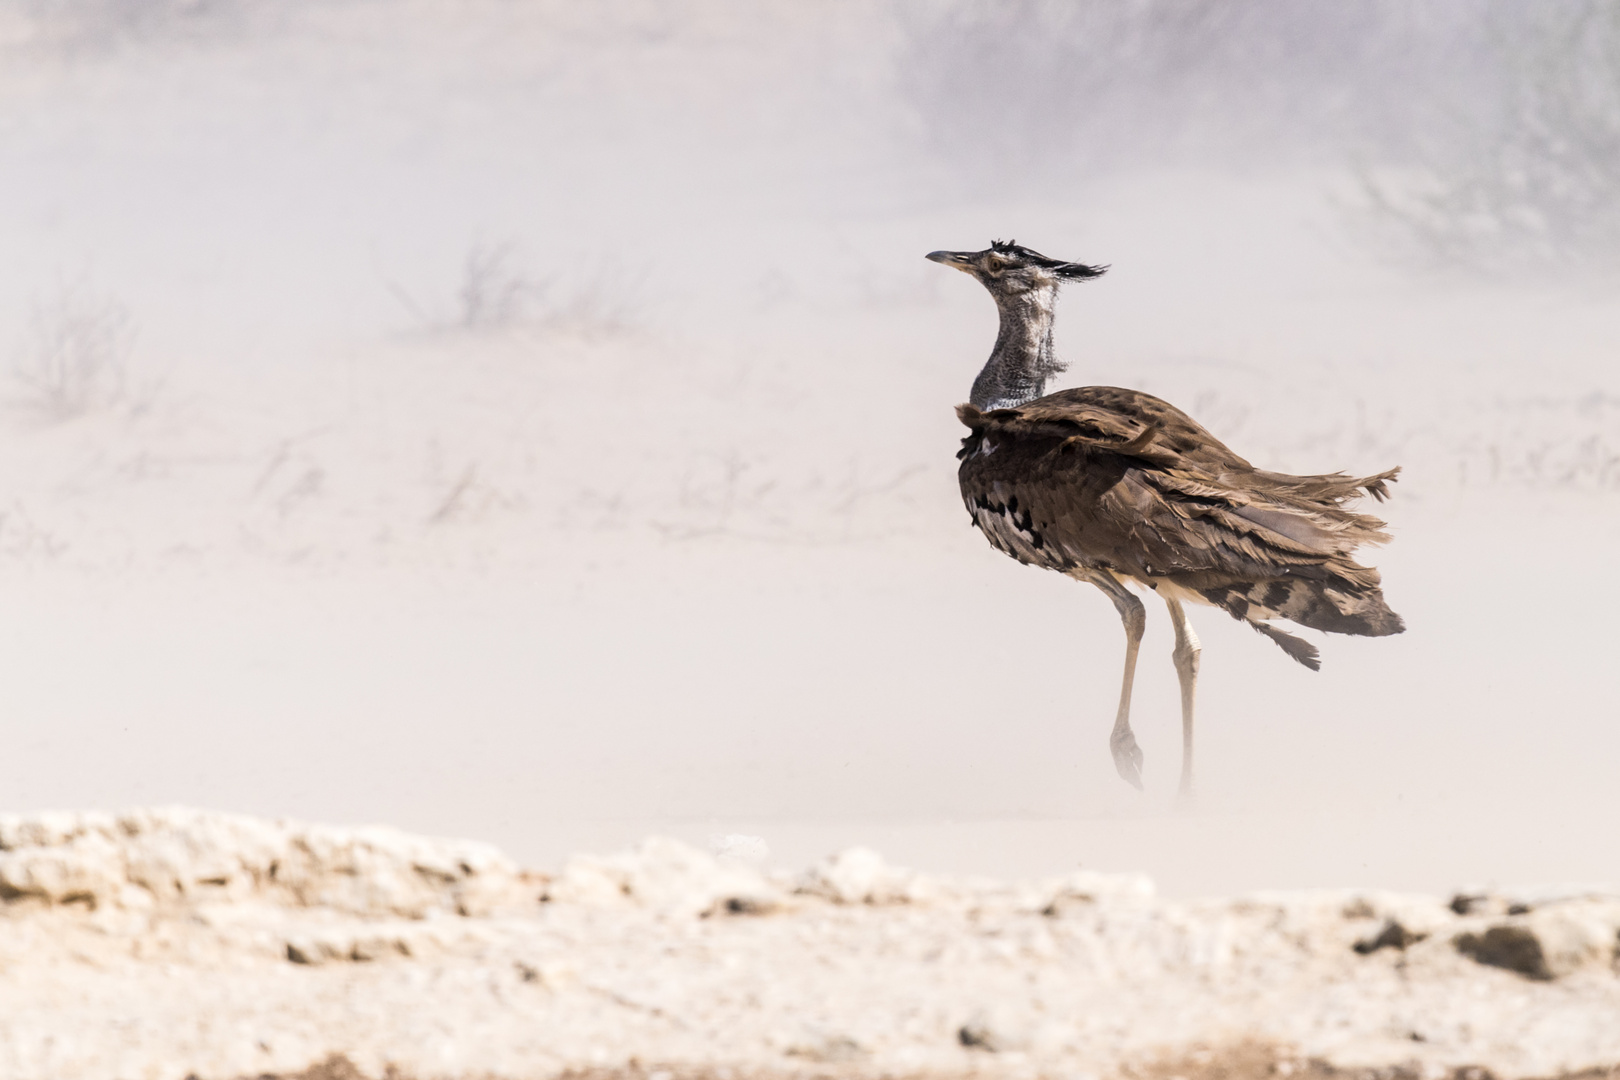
988 239 1107 281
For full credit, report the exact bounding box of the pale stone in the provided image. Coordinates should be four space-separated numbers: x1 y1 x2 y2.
546 836 778 917
1346 892 1454 953
0 807 532 918
1041 869 1157 915
797 846 919 904
959 1006 1033 1053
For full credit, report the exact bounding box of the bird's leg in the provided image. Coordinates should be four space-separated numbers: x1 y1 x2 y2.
1164 596 1202 804
1083 571 1146 790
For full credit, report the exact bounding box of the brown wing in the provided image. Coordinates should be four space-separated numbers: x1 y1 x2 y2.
957 386 1403 665
960 386 1253 473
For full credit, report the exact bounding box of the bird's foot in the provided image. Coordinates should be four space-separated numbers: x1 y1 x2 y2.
1174 783 1197 814
1110 728 1144 791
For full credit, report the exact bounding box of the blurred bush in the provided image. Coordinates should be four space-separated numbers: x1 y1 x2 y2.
11 282 137 422
894 1 1440 176
1362 1 1620 270
897 0 1620 270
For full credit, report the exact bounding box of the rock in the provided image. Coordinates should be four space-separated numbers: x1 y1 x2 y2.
285 935 349 966
542 856 631 906
0 807 534 918
512 958 582 988
1455 902 1620 979
544 836 781 916
285 929 417 965
1355 918 1430 953
267 820 528 918
958 1008 1031 1053
348 932 415 962
1450 892 1517 917
1040 869 1156 916
796 847 922 905
0 831 126 905
0 809 118 850
1446 886 1619 919
784 1032 864 1063
1344 892 1454 955
714 894 780 915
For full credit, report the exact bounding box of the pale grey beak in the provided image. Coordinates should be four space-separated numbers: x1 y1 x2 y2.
926 250 976 272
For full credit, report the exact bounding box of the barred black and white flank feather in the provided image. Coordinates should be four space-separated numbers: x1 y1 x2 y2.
927 241 1403 797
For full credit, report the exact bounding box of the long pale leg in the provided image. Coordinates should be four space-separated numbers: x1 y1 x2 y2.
1079 571 1146 790
1164 597 1202 802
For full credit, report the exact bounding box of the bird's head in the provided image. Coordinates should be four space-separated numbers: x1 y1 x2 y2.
926 240 1107 297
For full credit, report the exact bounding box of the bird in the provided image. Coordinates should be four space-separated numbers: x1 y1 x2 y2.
926 240 1403 797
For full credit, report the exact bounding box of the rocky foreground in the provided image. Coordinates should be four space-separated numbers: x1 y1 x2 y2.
1 810 1618 1080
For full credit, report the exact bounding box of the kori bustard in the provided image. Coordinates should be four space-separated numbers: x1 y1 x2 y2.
928 241 1404 796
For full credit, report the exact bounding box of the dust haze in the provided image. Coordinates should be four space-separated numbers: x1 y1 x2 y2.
1 0 1617 896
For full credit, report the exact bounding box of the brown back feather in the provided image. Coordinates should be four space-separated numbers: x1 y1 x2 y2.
957 387 1405 658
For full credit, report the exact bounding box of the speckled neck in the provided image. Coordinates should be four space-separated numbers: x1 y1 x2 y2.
969 287 1064 411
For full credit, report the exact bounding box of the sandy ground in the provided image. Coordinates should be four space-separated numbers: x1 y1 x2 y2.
3 809 1620 1080
247 1053 1620 1080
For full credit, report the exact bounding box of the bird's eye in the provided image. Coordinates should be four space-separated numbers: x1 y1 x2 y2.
985 256 1005 273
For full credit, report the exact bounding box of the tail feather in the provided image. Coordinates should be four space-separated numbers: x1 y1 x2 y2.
1360 466 1400 503
1154 466 1400 560
1249 620 1321 671
1202 574 1405 640
1249 465 1401 507
1185 465 1402 668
